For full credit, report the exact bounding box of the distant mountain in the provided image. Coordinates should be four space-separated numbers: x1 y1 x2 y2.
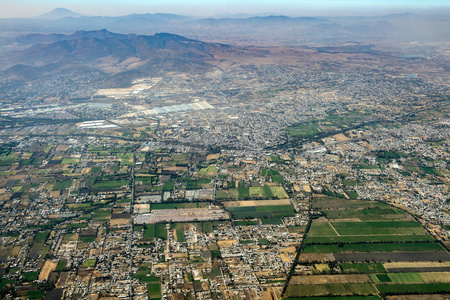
5 30 223 66
0 30 239 84
0 11 448 45
37 8 84 19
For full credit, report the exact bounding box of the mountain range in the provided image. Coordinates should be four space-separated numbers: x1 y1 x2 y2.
0 29 256 93
1 30 221 69
1 9 449 45
0 9 448 100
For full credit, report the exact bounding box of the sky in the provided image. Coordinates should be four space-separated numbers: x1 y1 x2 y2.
1 0 449 18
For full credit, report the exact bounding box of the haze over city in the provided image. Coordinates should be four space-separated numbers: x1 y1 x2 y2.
1 0 450 18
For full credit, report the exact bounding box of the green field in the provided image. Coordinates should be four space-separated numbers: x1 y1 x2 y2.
61 157 79 164
26 290 45 299
241 239 253 244
34 231 49 243
376 283 450 295
136 175 158 186
340 263 387 274
286 111 371 139
285 283 377 297
209 243 221 259
215 189 231 199
285 297 381 300
312 197 386 210
92 180 128 190
53 179 73 191
228 186 289 199
155 223 167 240
90 209 111 221
148 283 162 299
79 236 95 243
22 271 38 282
261 217 284 224
0 158 16 166
227 205 293 213
144 224 155 239
308 221 339 237
302 242 444 253
170 223 185 242
370 272 424 284
249 187 266 198
67 223 88 229
234 220 259 226
270 186 289 198
163 180 174 191
238 186 250 198
305 234 434 244
324 207 405 221
330 221 426 236
67 203 92 210
183 177 211 189
197 166 218 175
133 264 160 283
262 185 274 197
201 222 213 233
287 124 321 137
211 267 222 278
83 258 96 268
170 153 188 164
216 189 239 199
259 238 270 245
0 279 15 290
55 260 66 272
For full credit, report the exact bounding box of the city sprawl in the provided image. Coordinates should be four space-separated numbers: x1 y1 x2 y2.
0 43 449 300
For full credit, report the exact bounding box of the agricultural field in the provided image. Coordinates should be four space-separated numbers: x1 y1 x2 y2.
330 221 427 236
155 223 167 240
182 177 211 190
340 263 387 274
91 179 129 190
284 297 381 300
170 223 186 242
197 165 218 176
218 185 289 200
284 282 378 297
284 196 450 298
223 199 294 220
201 222 213 233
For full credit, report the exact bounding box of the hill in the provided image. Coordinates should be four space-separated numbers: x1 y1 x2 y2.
0 29 256 92
0 30 234 79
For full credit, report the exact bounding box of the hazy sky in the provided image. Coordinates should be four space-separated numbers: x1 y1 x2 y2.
1 0 449 18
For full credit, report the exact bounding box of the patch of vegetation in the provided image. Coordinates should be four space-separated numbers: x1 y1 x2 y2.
155 223 167 240
148 283 162 299
170 223 185 242
22 271 38 282
33 231 49 243
201 222 213 233
83 258 97 268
